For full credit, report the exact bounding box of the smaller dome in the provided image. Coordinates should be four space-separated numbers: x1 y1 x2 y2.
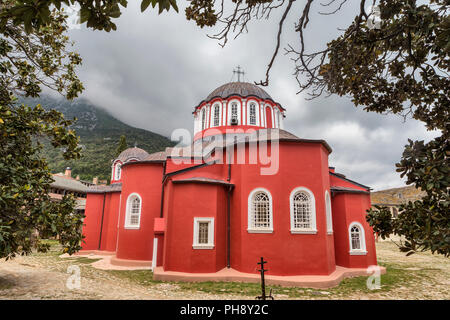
116 147 149 162
206 82 272 101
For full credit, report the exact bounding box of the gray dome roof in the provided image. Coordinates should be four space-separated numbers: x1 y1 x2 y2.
206 82 272 101
116 147 149 162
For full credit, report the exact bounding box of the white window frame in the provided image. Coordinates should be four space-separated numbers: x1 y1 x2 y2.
325 190 333 234
348 222 367 255
124 193 142 229
246 100 260 126
193 217 215 249
247 188 273 233
201 107 206 130
289 187 317 234
113 160 122 181
227 99 241 125
264 104 275 128
212 103 222 127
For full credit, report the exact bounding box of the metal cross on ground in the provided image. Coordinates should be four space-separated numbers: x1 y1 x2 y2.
233 66 245 82
256 257 274 300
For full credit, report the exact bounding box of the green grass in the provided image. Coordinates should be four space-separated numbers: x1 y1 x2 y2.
103 261 433 299
63 257 102 264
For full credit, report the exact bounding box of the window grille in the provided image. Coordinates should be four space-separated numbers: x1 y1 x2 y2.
231 103 238 123
214 105 220 127
125 195 141 228
201 108 206 130
198 222 209 244
252 192 271 229
249 103 256 125
351 225 361 250
115 164 121 180
293 192 312 229
193 218 214 248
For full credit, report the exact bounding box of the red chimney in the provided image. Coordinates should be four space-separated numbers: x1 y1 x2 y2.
64 167 72 178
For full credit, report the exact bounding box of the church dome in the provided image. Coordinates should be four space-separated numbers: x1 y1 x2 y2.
206 82 273 101
116 147 149 162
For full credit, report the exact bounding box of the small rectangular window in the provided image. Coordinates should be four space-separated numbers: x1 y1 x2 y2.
193 218 214 249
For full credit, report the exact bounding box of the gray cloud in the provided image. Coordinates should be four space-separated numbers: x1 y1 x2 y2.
66 1 439 191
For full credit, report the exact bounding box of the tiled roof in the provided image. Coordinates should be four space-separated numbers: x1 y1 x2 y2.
331 186 369 194
121 129 332 163
206 82 272 101
87 183 122 193
145 151 168 161
116 147 149 162
172 177 234 186
51 174 89 193
227 129 332 153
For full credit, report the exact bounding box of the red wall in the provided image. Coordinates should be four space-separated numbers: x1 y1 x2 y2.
332 193 378 268
82 191 121 252
163 183 227 273
162 141 337 276
98 192 120 252
229 142 335 276
116 163 164 261
83 136 379 276
81 193 105 250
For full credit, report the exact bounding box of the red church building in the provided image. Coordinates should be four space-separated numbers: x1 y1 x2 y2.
81 82 382 287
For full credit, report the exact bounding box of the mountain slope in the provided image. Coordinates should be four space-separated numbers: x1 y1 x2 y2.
19 96 175 182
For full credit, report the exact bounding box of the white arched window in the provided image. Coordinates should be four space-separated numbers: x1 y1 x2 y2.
274 109 279 128
125 193 142 229
325 190 333 233
290 187 317 234
112 161 122 181
201 108 206 130
213 104 220 127
249 102 257 125
348 222 367 255
248 188 273 233
231 102 238 124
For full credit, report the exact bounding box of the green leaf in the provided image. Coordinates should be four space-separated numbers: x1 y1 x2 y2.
141 0 152 12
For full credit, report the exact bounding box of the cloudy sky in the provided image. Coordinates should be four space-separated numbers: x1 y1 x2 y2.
65 1 439 191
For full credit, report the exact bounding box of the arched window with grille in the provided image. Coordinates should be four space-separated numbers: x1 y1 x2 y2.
201 108 206 130
290 187 317 234
325 190 333 233
112 160 122 181
348 222 367 255
231 102 238 124
125 193 142 229
249 102 256 125
248 188 273 233
213 104 220 127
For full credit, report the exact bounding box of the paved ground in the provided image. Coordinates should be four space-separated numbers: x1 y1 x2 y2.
0 240 448 300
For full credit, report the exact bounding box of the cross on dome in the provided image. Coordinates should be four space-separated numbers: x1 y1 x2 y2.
233 66 245 82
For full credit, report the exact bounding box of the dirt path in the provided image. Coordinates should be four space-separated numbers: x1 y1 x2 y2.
0 255 249 300
0 241 448 300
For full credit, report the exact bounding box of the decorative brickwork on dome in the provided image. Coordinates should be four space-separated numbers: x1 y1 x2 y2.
206 82 273 101
116 147 149 162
